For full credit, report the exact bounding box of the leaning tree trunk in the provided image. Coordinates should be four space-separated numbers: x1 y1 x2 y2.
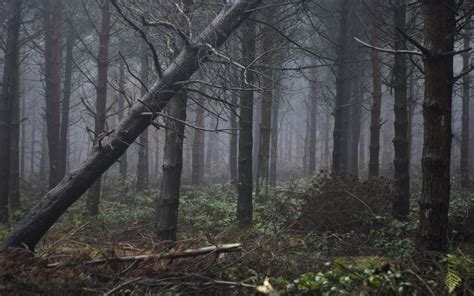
43 0 63 189
86 0 111 216
392 0 410 220
1 0 262 251
136 40 149 192
0 0 22 223
460 9 471 189
59 24 74 180
156 93 187 241
256 7 274 200
416 0 455 254
237 19 256 225
368 46 382 178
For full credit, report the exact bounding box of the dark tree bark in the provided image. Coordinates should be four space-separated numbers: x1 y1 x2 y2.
237 19 256 225
191 102 205 186
0 0 22 223
308 87 318 174
460 8 471 188
205 116 217 174
332 0 353 173
118 60 128 181
58 24 75 180
1 0 262 251
392 0 410 220
368 46 382 177
256 7 274 200
229 95 238 186
86 0 111 216
9 60 21 210
416 0 455 254
136 41 149 192
350 80 362 176
43 0 63 189
269 92 280 186
156 93 187 241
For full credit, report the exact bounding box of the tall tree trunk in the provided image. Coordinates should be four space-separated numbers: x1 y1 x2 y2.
350 80 362 176
1 0 262 251
237 19 256 225
392 0 410 219
256 8 274 199
136 41 149 192
43 0 62 189
269 92 280 186
369 46 382 177
0 0 22 223
191 102 205 186
229 95 238 186
9 59 21 209
156 93 187 241
205 116 216 175
460 8 471 189
20 66 26 181
416 0 455 254
58 24 74 180
118 60 128 181
332 0 352 173
308 87 318 174
86 0 111 216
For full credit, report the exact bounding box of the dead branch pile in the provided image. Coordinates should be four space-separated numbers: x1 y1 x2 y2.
298 172 394 233
0 243 256 295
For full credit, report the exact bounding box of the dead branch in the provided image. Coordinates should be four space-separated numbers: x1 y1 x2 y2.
47 243 242 268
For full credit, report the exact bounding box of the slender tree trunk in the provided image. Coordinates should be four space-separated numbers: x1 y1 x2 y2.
269 92 280 186
350 80 362 176
1 0 262 251
156 93 187 241
43 0 62 189
332 0 352 173
392 0 410 219
205 116 216 175
136 40 149 192
308 88 317 174
416 0 455 254
369 46 382 177
58 24 74 180
118 60 128 181
191 102 205 186
86 0 111 216
460 9 471 188
256 8 274 199
20 67 26 181
9 60 21 209
237 20 256 225
0 0 22 223
229 95 238 186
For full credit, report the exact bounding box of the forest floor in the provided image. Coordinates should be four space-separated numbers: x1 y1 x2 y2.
0 174 474 295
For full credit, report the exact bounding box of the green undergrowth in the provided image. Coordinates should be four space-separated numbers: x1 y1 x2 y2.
1 176 474 294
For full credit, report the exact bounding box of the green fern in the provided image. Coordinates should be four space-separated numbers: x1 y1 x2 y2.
445 255 462 294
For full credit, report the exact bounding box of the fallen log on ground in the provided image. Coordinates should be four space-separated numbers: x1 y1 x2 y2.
47 243 242 267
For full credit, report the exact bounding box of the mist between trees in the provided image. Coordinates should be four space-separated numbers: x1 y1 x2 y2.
0 0 473 294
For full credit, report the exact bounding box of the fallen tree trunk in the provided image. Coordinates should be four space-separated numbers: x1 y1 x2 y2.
47 243 242 267
1 0 261 251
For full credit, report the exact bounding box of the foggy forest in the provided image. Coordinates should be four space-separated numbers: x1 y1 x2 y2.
0 0 473 294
